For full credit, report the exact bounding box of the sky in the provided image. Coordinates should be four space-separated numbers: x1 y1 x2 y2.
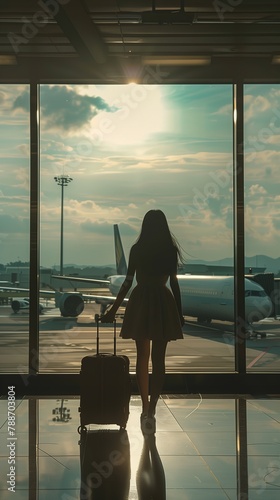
0 83 279 268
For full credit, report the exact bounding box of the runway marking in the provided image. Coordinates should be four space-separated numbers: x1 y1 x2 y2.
247 348 269 369
0 331 28 334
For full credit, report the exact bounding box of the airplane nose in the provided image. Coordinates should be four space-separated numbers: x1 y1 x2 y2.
264 295 273 317
246 295 273 323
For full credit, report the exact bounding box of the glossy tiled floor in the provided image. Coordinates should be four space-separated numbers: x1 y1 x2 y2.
0 395 280 499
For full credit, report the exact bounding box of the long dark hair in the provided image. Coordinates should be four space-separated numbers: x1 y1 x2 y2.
134 210 182 274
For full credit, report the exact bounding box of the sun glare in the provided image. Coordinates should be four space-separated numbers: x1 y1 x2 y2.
90 84 166 146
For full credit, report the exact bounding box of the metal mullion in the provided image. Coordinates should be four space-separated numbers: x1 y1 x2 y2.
233 82 246 374
235 397 248 499
29 82 40 375
29 397 38 499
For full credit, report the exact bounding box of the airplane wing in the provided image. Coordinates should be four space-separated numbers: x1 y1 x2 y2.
85 294 128 305
0 285 126 312
0 286 56 298
52 275 110 285
0 285 115 302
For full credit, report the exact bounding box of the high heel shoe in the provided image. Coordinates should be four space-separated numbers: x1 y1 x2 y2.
140 413 156 435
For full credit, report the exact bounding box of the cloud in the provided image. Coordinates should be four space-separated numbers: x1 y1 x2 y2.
12 90 29 112
244 94 271 122
179 206 233 258
0 214 29 233
16 144 29 157
213 103 232 116
249 184 267 196
41 140 74 153
92 151 232 175
0 194 29 205
265 134 280 145
207 196 228 217
13 85 117 132
245 149 280 178
80 220 137 237
244 191 280 249
0 90 6 105
80 220 115 235
118 222 138 236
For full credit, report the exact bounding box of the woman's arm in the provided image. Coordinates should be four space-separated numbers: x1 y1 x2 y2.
100 246 136 322
170 272 184 326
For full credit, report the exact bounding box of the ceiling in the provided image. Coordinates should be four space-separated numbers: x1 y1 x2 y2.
1 0 280 82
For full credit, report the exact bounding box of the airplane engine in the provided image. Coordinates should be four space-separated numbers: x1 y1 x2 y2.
11 299 28 313
59 293 84 317
11 299 44 314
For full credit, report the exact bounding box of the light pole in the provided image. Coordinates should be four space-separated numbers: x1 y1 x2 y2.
52 399 72 422
54 174 73 275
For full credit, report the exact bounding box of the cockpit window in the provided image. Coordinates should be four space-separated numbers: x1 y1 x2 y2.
245 290 266 297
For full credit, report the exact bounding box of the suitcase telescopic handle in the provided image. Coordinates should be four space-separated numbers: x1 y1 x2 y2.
95 313 117 355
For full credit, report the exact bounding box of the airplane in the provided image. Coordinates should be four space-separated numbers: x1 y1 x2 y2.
10 297 44 314
0 284 96 317
53 224 273 327
1 231 128 316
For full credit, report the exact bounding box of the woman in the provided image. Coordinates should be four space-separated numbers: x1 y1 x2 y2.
101 210 184 433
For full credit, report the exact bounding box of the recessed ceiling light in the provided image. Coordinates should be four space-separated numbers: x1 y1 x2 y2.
142 56 211 66
0 55 17 65
272 55 280 64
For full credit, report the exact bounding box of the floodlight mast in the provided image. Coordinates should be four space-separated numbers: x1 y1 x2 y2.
54 175 73 276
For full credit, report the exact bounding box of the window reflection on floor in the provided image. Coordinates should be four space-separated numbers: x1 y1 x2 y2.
0 395 280 499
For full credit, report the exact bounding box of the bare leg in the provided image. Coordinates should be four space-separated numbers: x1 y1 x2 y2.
135 339 150 415
149 340 168 417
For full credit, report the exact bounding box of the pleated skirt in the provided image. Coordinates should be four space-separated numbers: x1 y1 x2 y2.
120 283 183 341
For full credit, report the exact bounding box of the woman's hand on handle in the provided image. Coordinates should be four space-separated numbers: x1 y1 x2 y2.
100 308 116 323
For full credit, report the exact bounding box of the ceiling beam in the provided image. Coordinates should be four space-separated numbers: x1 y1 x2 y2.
41 0 108 64
0 54 279 83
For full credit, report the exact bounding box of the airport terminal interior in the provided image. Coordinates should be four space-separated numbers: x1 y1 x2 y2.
1 394 280 500
1 1 280 498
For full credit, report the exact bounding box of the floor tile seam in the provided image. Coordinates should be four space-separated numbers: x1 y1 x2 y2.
247 441 280 446
0 454 30 457
162 393 205 423
0 488 30 492
248 488 280 491
161 398 187 433
161 399 238 417
247 400 280 425
178 432 236 453
32 488 79 491
0 431 29 435
160 453 236 457
164 487 236 489
190 461 234 500
36 453 80 457
247 454 280 457
169 427 236 493
182 432 237 468
174 430 236 434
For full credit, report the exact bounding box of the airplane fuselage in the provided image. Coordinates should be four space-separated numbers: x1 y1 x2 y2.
108 274 272 324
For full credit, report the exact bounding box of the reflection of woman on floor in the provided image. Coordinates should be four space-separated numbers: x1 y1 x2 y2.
136 434 166 500
101 210 184 433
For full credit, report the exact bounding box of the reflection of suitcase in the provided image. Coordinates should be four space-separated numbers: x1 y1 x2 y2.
79 314 131 429
79 428 131 500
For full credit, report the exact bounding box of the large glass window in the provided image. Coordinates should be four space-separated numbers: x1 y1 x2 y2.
0 84 30 373
2 82 278 376
244 84 280 372
38 83 234 373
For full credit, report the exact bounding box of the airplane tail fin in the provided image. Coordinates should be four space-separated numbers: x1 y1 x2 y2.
114 224 127 275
